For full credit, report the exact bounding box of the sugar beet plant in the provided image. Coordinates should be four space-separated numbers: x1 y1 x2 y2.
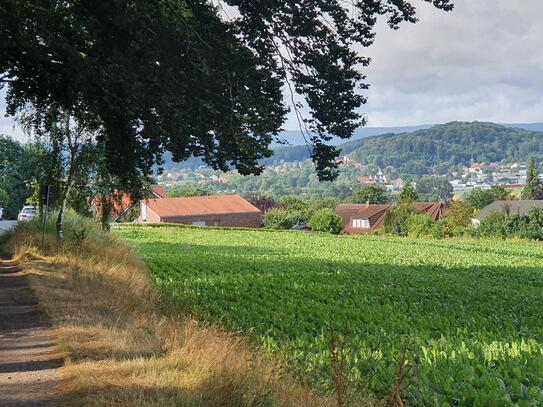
116 225 543 405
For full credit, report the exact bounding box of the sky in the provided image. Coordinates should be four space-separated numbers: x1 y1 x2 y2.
285 0 543 129
2 0 542 140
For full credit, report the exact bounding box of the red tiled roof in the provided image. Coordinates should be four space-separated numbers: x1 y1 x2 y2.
357 176 376 184
413 202 449 221
94 185 166 221
151 185 166 198
145 195 261 218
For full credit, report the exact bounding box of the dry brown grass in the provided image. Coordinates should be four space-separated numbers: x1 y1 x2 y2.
6 219 336 407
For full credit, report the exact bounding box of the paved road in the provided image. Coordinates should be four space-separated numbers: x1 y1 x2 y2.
0 261 63 406
0 221 17 234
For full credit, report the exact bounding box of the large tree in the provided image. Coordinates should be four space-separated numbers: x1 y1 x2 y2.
0 0 454 193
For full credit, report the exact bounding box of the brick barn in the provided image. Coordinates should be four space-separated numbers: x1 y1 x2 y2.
139 194 262 228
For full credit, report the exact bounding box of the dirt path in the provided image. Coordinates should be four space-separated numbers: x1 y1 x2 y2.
0 260 64 407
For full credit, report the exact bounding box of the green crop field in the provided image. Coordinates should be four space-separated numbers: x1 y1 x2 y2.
115 225 543 405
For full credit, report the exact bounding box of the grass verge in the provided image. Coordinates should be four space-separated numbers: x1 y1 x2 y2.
6 215 337 407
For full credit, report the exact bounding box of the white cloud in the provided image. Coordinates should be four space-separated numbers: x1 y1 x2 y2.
362 0 543 126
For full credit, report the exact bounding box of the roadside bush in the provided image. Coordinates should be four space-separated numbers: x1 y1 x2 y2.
263 208 312 229
405 213 434 238
308 209 343 234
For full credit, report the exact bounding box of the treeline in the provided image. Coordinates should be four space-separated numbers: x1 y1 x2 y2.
0 136 43 219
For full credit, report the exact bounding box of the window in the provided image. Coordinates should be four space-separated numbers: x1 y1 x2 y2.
351 219 370 228
191 221 206 227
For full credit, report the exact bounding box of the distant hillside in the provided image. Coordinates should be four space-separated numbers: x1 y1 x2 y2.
161 121 543 170
346 121 543 175
274 124 433 146
275 122 543 146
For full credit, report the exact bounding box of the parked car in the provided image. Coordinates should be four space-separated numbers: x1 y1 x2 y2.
0 207 3 220
17 205 37 222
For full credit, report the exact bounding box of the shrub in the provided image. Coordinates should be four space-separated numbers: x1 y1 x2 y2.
263 208 312 230
405 213 434 238
430 219 470 239
308 209 343 234
478 212 508 238
383 204 418 237
445 201 474 227
277 196 308 211
478 208 543 241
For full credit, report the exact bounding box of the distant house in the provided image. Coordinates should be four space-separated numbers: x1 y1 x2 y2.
335 204 390 234
139 194 262 228
335 202 448 234
472 200 543 226
357 176 376 185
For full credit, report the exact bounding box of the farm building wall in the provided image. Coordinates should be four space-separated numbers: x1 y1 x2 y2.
141 205 162 223
162 212 262 228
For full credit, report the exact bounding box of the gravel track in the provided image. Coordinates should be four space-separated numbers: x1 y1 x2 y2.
0 260 64 407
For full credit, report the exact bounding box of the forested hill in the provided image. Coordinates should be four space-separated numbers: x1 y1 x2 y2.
160 121 543 170
264 122 543 170
345 121 543 174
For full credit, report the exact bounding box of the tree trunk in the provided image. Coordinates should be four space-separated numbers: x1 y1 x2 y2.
56 185 70 240
57 112 75 241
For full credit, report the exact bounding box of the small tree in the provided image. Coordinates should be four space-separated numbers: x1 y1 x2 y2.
384 204 418 237
278 196 308 211
405 213 434 238
350 185 390 204
465 186 511 211
20 107 101 239
522 158 541 200
398 182 419 204
309 209 343 234
445 201 474 227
